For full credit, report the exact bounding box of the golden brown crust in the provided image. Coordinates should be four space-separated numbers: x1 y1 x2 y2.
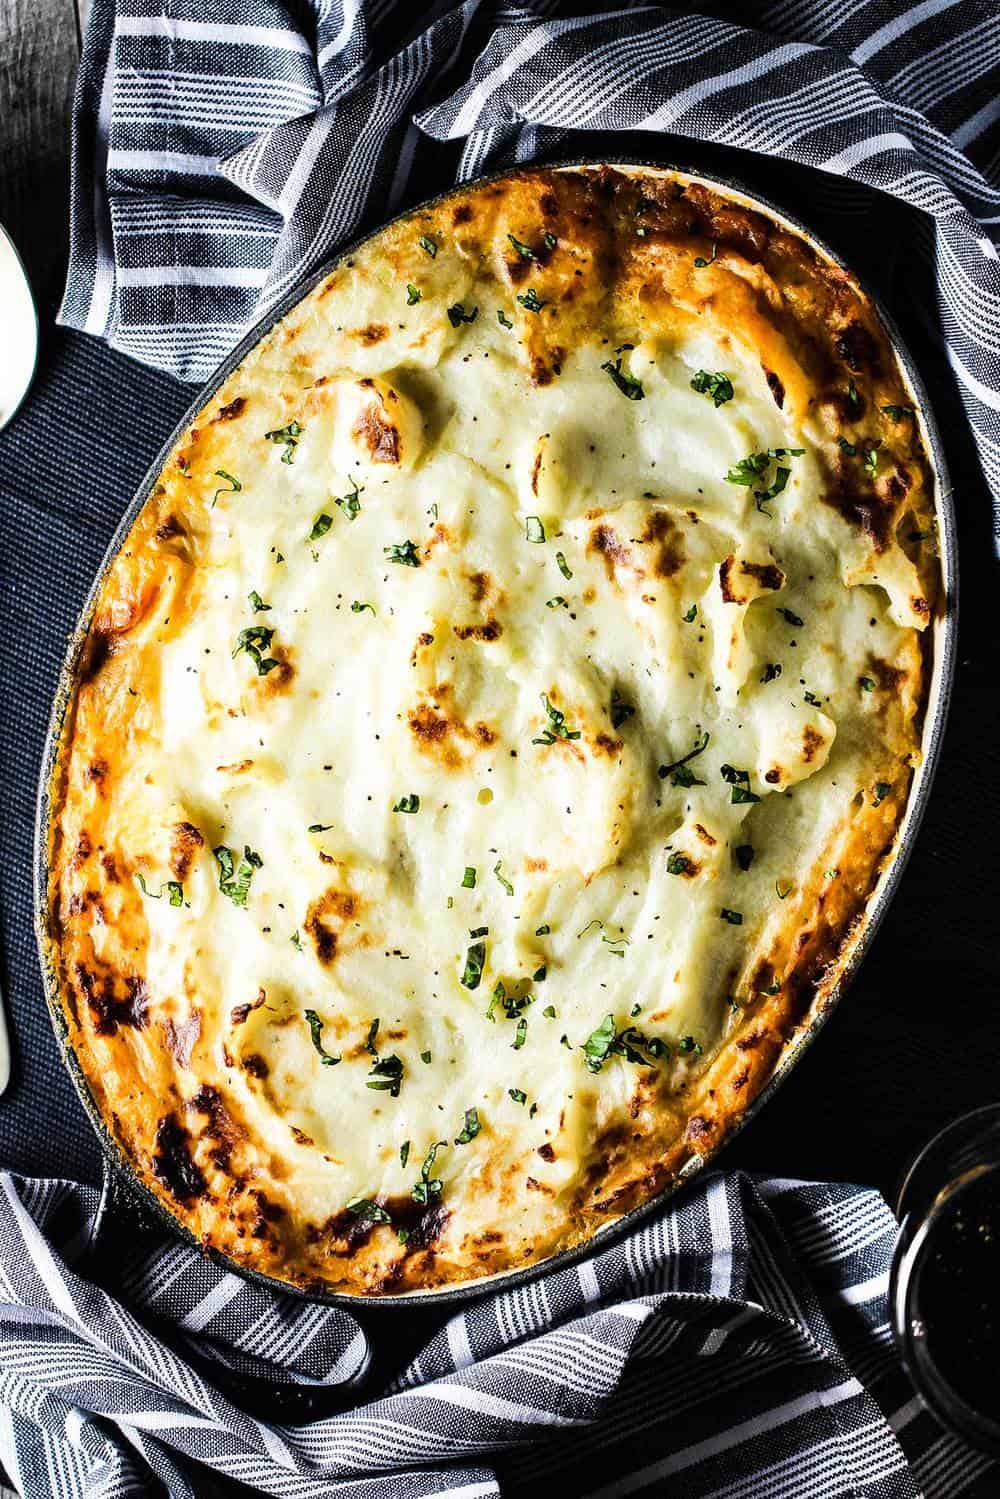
45 165 939 1296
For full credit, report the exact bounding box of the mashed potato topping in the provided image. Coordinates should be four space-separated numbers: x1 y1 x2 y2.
47 166 938 1295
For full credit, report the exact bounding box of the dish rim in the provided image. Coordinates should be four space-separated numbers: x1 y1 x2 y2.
33 155 958 1308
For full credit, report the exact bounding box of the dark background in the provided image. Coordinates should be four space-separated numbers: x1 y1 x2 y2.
1 114 997 1201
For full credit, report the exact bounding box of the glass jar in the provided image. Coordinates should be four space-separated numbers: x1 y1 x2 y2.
890 1103 1000 1457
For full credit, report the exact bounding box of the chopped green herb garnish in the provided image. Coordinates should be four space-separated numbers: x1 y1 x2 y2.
838 436 857 456
508 233 538 261
725 448 804 515
308 823 333 833
753 466 794 513
135 872 184 906
678 1035 702 1056
778 607 804 627
658 730 710 785
735 845 754 872
683 604 697 623
493 860 514 896
666 852 694 876
248 590 270 613
367 1054 404 1097
346 1196 390 1224
847 379 862 413
863 445 879 476
351 600 375 614
364 1018 380 1055
690 370 734 407
304 1009 341 1067
776 880 792 900
583 1014 665 1072
487 980 533 1025
462 866 477 889
721 764 760 805
517 288 545 314
533 692 582 745
497 309 513 329
601 357 644 401
461 940 486 990
720 908 743 925
509 1088 527 1105
555 551 572 580
693 242 718 267
542 1004 556 1018
582 1014 616 1072
400 1141 410 1167
213 845 262 908
411 1140 447 1205
264 420 303 465
485 980 503 1022
881 404 914 422
384 540 420 567
309 513 333 541
535 924 551 936
533 966 546 982
447 302 478 327
233 625 279 676
334 479 363 520
525 515 546 543
546 595 568 610
419 235 437 257
406 284 421 305
421 1050 432 1064
211 469 242 507
512 1017 527 1050
804 690 823 708
290 930 303 951
873 781 891 806
859 676 875 692
454 1108 481 1144
761 662 782 683
393 794 420 814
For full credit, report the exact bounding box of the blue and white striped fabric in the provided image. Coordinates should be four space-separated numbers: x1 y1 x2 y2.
60 0 1000 533
0 1168 994 1498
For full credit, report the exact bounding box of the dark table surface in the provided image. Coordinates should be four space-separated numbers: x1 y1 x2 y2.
0 0 997 1203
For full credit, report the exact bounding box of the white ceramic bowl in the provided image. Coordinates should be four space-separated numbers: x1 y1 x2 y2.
0 222 38 433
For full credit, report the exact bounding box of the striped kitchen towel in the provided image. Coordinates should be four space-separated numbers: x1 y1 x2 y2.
0 1168 994 1498
60 0 1000 533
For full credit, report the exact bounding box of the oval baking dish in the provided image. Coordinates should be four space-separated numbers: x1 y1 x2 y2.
35 160 956 1308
